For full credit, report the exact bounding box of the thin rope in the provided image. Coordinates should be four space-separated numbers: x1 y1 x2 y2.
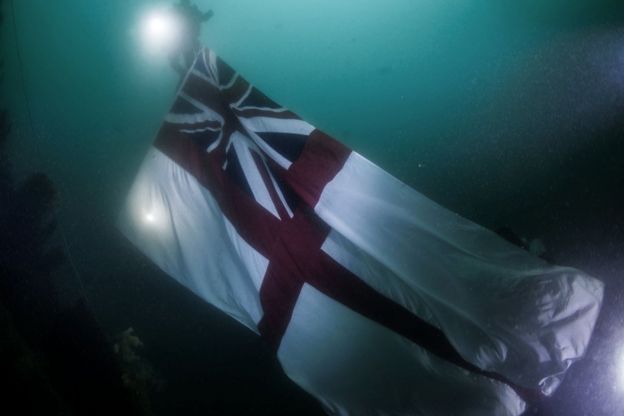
9 0 93 307
9 0 37 143
59 224 96 306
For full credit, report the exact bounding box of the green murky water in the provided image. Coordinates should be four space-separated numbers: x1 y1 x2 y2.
2 1 623 414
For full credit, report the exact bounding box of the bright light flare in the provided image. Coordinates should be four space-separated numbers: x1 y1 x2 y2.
139 9 181 54
137 205 169 233
144 212 156 224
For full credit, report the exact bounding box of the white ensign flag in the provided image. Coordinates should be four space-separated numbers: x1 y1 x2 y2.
120 48 604 415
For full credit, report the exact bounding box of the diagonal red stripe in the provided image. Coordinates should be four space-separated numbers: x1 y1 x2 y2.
154 83 539 404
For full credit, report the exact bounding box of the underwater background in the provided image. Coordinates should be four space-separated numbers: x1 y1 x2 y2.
1 0 624 414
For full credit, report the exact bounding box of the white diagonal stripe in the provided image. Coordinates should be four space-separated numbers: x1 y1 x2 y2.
222 73 239 90
245 129 292 169
179 125 221 134
177 92 225 124
261 157 294 218
238 106 288 113
190 68 214 85
239 116 314 135
231 132 280 219
233 85 253 109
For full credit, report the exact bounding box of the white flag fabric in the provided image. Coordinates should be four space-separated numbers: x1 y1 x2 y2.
120 48 604 415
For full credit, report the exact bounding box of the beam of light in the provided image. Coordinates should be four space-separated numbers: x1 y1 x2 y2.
139 9 182 55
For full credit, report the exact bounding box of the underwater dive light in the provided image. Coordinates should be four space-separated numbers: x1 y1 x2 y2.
140 8 182 54
143 212 157 224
